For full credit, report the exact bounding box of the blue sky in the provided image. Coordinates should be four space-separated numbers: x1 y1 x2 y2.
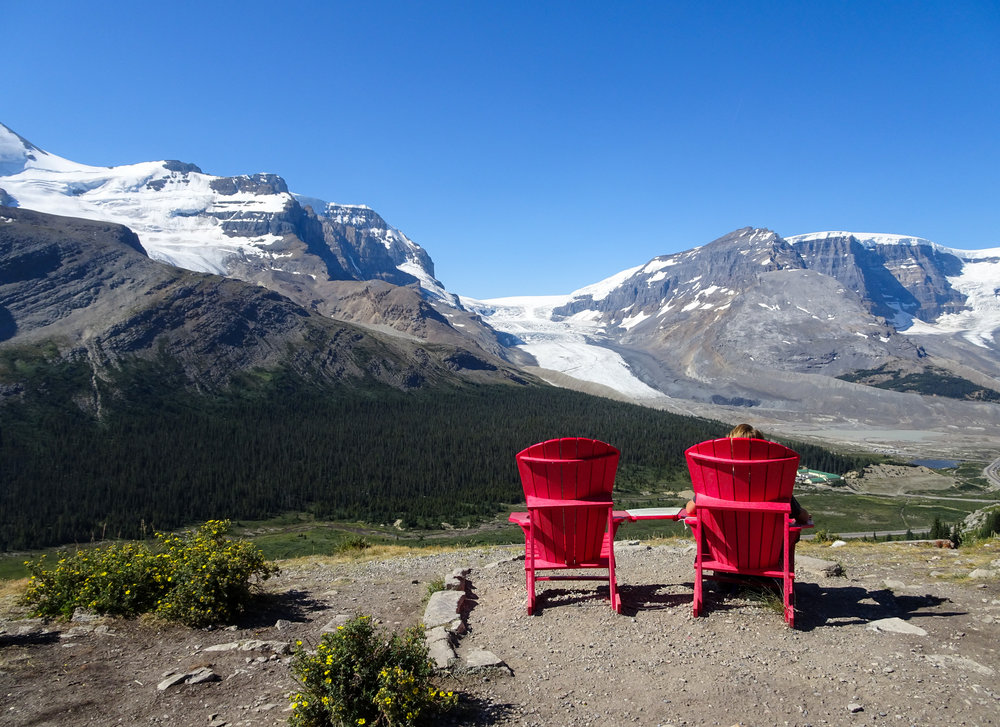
4 1 999 298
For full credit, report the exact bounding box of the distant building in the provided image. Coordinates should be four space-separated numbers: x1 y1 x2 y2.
796 467 844 485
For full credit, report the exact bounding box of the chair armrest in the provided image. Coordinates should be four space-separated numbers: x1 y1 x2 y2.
510 509 628 526
509 511 529 526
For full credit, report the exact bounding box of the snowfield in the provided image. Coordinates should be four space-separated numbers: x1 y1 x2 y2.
463 294 665 399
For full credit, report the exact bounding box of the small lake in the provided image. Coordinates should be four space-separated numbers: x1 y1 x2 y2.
911 459 960 469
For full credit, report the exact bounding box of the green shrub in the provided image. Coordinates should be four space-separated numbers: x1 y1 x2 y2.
288 615 457 726
153 520 278 625
978 510 1000 540
22 520 277 627
336 536 372 553
810 528 839 544
424 578 446 602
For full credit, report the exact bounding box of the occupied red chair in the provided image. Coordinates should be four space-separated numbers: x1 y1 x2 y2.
684 437 810 626
508 437 628 614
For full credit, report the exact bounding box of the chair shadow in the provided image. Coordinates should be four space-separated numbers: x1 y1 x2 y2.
529 578 963 633
619 583 693 616
792 581 965 632
531 585 611 614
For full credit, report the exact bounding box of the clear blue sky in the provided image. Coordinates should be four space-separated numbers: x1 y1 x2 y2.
4 1 999 298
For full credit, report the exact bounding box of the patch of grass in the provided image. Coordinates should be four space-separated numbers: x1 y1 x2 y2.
424 578 446 602
739 583 786 616
250 527 386 561
796 492 982 535
0 555 31 581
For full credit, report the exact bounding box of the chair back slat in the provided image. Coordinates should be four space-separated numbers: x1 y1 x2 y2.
517 438 619 566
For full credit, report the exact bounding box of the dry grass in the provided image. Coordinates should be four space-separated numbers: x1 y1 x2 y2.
277 542 519 571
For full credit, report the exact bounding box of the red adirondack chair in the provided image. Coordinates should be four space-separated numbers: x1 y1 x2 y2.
508 437 627 614
684 437 810 626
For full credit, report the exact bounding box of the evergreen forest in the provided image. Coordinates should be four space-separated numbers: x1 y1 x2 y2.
0 348 884 550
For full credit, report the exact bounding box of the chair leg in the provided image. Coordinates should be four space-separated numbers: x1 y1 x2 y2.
526 565 536 615
692 522 703 617
606 512 622 613
526 521 536 615
783 524 794 626
783 575 793 626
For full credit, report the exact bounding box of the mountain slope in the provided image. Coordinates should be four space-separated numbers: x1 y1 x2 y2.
0 207 525 393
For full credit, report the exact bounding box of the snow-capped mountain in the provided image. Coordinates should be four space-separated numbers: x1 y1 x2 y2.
0 122 520 359
787 231 1000 348
0 206 526 396
467 227 1000 434
0 122 452 302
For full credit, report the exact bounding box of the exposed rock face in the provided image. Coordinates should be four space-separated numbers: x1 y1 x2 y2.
789 232 970 325
319 204 434 289
0 207 158 342
555 228 805 322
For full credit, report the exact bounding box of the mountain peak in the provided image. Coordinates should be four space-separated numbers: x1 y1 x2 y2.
0 122 98 176
0 123 44 176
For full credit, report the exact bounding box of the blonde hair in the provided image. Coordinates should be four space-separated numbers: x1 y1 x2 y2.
727 423 765 439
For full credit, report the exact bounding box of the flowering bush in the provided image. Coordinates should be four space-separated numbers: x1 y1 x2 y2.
22 520 277 627
288 615 457 727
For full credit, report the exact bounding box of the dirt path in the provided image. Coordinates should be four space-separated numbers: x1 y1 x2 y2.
1 539 998 726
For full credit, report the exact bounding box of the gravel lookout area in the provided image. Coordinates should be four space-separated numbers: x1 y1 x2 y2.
1 538 998 726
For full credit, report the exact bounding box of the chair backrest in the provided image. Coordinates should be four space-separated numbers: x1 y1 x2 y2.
685 437 799 570
516 438 620 566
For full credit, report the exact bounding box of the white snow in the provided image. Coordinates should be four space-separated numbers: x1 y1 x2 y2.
462 294 665 399
620 310 650 330
0 124 440 291
904 259 1000 347
0 143 288 274
570 264 643 302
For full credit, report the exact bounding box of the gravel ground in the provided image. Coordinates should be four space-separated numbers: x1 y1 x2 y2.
1 539 999 726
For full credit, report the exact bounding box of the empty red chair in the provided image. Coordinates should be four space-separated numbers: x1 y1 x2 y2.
684 437 810 626
508 437 627 614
